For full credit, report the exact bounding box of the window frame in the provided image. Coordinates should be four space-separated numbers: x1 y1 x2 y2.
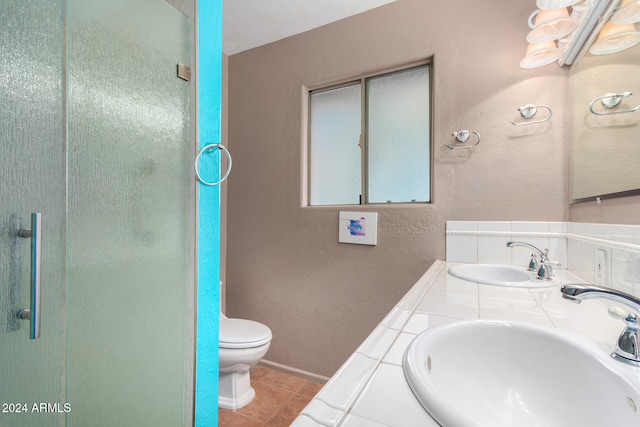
305 59 434 207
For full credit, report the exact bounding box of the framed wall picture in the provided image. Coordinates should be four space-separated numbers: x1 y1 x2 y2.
338 211 378 246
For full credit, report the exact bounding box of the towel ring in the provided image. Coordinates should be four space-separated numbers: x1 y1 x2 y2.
590 92 640 116
195 143 233 186
446 130 481 150
511 104 552 126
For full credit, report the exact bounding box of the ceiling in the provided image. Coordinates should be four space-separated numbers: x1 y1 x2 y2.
223 0 397 55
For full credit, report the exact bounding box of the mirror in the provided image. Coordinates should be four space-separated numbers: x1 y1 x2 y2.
570 0 640 203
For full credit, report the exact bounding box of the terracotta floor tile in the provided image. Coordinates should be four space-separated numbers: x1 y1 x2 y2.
219 409 263 427
264 394 314 427
259 369 308 394
250 365 271 384
236 382 295 423
219 368 325 426
297 381 323 398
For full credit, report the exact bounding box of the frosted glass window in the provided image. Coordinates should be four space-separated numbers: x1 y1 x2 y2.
308 64 431 206
309 84 362 205
367 66 430 203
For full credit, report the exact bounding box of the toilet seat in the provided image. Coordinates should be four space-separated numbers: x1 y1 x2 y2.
220 318 272 349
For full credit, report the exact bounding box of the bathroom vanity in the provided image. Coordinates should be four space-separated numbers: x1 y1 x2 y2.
292 259 640 426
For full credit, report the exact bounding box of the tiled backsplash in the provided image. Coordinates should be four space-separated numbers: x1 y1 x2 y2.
446 221 640 296
446 221 568 268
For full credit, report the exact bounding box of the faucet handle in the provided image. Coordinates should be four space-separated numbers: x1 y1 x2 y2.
615 313 640 365
542 248 550 261
537 263 552 280
624 313 638 328
537 259 560 280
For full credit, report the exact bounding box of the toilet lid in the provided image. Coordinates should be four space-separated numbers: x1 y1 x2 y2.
220 318 272 349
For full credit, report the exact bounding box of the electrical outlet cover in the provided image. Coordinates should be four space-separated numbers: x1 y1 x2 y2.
595 248 608 286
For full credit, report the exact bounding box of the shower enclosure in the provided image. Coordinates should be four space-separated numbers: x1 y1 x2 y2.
1 1 196 425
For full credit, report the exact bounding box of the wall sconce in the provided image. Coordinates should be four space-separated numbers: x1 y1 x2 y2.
589 19 640 54
612 0 640 24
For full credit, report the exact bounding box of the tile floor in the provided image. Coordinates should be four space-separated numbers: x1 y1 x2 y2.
219 366 324 427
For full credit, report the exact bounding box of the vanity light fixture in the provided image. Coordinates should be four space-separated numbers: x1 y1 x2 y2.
589 19 640 54
520 40 563 68
560 0 622 65
520 0 619 68
537 0 583 9
611 0 640 24
527 7 579 43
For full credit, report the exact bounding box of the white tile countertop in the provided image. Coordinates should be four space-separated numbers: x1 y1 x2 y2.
292 260 640 427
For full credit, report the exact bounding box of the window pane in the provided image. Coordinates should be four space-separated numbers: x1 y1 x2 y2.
309 84 362 205
366 66 430 203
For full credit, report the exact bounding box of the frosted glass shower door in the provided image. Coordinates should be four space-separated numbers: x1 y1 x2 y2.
1 1 195 426
0 1 67 427
65 1 195 426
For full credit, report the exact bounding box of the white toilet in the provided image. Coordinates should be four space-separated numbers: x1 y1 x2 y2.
218 313 272 410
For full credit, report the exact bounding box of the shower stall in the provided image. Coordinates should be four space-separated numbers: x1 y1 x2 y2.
1 0 203 425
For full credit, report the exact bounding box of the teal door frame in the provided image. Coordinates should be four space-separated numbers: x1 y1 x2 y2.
195 0 223 425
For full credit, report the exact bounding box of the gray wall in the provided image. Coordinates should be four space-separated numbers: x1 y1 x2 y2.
225 0 571 377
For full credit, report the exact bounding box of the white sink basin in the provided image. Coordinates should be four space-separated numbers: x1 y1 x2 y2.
448 264 559 287
404 320 640 427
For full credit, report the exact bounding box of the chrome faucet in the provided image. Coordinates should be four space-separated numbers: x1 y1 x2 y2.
561 283 640 366
506 241 559 280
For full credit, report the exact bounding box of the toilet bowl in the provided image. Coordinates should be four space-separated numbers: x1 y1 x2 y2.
218 315 272 410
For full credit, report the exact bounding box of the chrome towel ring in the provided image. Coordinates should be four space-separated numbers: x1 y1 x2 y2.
195 143 233 186
511 104 553 126
446 130 481 150
590 92 640 116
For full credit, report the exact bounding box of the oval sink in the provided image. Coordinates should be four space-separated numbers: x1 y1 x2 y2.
447 264 559 287
404 321 640 427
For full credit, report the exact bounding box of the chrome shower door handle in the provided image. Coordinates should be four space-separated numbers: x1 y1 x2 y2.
17 213 42 339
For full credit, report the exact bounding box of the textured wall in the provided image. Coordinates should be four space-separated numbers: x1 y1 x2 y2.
226 0 569 377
